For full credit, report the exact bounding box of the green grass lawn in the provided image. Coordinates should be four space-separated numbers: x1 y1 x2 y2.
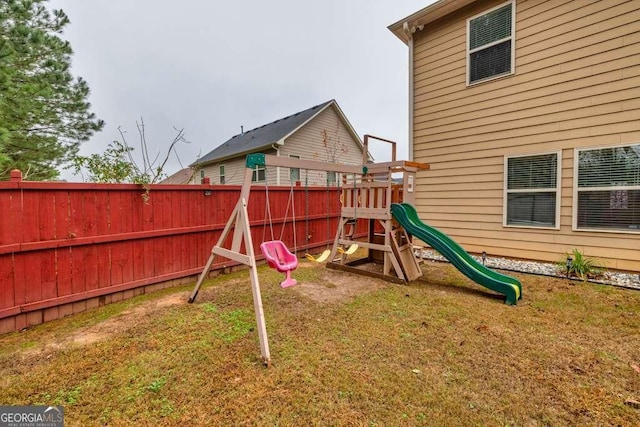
0 261 639 425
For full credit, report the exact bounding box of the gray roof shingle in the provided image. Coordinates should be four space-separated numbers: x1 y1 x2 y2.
192 100 334 166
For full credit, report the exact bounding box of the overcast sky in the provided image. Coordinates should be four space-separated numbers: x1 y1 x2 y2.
49 0 435 181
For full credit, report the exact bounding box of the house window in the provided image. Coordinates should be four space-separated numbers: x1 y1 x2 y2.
219 165 225 184
467 1 515 85
200 169 205 184
575 144 640 232
289 155 300 182
327 171 337 186
504 152 560 228
252 164 266 183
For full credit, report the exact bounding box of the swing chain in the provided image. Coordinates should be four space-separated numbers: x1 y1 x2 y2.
263 181 275 242
279 183 297 256
304 170 310 248
326 174 331 246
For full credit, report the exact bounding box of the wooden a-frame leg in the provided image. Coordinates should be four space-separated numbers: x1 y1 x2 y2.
239 198 270 365
188 251 217 303
188 197 243 303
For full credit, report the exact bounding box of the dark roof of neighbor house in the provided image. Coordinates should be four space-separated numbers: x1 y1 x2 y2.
192 100 335 167
158 167 194 184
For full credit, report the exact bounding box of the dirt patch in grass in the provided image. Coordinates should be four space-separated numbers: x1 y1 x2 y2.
292 264 386 304
13 292 191 365
63 292 188 347
1 262 639 426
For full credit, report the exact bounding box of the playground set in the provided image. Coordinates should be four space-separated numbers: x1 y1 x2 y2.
188 136 522 364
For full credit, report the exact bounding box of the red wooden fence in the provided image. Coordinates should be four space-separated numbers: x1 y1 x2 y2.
0 175 358 333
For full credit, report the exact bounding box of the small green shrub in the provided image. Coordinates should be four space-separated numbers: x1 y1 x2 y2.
557 248 605 281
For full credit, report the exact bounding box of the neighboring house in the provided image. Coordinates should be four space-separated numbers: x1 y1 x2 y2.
389 0 640 272
191 100 367 187
158 168 194 185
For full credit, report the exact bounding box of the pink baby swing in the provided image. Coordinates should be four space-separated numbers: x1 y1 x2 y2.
259 183 298 288
260 240 297 288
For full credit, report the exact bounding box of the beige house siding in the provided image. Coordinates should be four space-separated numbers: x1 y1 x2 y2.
411 0 640 271
197 105 364 187
276 105 364 187
197 148 277 186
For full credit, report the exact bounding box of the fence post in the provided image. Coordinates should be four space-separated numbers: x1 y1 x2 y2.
9 170 22 182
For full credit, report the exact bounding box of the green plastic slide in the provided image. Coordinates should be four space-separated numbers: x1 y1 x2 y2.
391 203 522 305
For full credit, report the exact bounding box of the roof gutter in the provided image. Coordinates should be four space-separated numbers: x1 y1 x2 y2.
190 144 276 168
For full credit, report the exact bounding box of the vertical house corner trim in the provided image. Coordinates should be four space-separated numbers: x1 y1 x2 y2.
404 22 415 161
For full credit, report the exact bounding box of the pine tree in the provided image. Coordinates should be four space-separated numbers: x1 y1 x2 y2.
0 0 104 180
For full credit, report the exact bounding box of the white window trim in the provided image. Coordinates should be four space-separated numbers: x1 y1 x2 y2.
252 164 266 183
572 143 640 234
466 0 516 86
289 154 300 183
219 164 225 184
503 150 561 230
327 171 337 186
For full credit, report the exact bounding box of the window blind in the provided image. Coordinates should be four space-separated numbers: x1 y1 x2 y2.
469 41 511 83
578 145 640 187
469 4 512 50
468 2 513 84
508 153 557 190
505 153 558 228
576 144 640 231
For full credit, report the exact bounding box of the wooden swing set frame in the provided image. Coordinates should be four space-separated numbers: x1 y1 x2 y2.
188 146 428 365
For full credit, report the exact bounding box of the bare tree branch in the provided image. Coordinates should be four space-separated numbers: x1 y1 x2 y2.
71 118 189 185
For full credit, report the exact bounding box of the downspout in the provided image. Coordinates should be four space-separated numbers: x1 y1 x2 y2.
272 144 280 186
403 22 414 161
